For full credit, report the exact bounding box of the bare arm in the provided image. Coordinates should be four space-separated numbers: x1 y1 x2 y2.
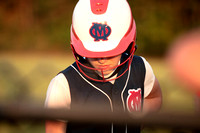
45 120 66 133
143 77 162 114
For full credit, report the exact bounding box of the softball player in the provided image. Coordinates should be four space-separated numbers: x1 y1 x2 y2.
45 0 162 132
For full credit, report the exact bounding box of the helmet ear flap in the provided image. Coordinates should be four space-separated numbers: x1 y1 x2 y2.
71 44 84 61
124 42 137 55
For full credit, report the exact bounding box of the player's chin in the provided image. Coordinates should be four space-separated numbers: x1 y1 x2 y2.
97 69 114 75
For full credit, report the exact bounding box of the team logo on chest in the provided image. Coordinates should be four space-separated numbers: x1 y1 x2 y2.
126 88 142 112
89 22 111 41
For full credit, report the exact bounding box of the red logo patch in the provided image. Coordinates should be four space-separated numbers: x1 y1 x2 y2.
126 89 142 112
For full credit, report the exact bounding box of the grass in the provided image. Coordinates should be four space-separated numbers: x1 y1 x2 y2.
0 52 196 133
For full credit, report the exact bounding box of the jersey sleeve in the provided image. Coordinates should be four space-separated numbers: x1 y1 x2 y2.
45 73 71 109
141 57 155 98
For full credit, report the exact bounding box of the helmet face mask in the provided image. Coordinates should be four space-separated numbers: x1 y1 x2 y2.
70 0 137 82
71 43 135 82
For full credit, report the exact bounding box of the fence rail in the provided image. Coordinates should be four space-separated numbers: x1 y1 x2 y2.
0 104 200 130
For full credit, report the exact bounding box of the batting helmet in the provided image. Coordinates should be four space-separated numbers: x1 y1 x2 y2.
70 0 137 82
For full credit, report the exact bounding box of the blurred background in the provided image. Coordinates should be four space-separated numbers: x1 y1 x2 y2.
0 0 200 132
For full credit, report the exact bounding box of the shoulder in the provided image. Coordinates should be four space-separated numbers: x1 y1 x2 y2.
132 55 144 63
51 73 68 86
132 56 154 73
131 55 156 98
45 73 71 108
46 73 69 98
140 56 155 78
130 55 146 79
139 56 156 98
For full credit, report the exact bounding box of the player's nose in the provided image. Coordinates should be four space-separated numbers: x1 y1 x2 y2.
97 58 107 64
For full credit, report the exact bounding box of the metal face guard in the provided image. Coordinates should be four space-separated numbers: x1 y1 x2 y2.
73 51 134 82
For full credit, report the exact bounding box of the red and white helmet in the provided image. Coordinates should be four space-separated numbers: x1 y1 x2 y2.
70 0 137 82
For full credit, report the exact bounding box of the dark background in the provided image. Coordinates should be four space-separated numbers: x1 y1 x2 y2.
0 0 200 56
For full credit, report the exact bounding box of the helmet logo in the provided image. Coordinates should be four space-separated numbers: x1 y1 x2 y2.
89 23 111 41
126 88 142 112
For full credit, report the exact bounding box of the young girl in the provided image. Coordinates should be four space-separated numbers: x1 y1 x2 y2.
45 0 162 132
